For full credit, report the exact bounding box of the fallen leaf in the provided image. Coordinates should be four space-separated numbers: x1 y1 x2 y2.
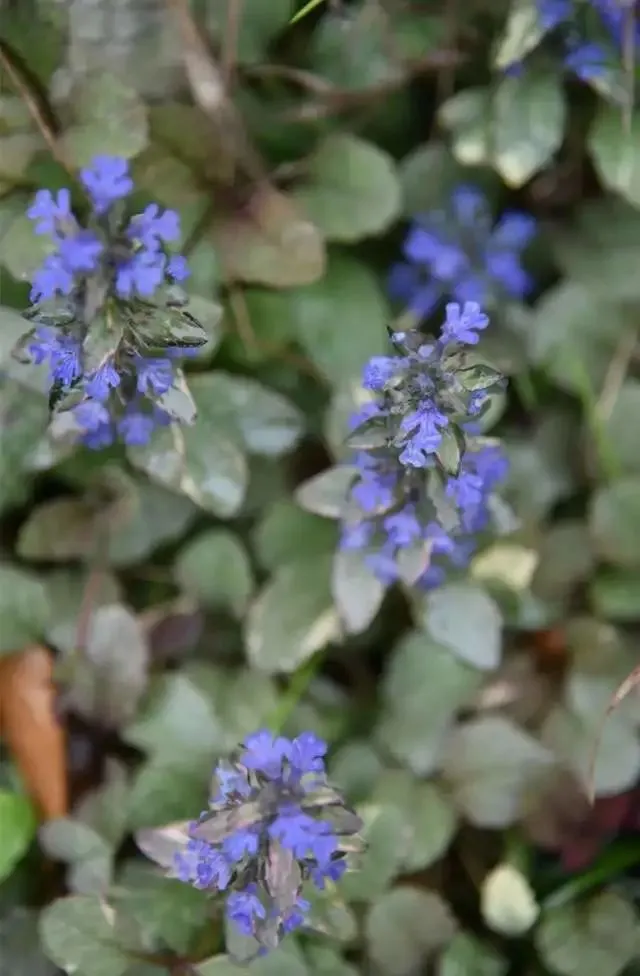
0 646 68 820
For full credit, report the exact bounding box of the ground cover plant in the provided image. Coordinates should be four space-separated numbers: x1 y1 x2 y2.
0 0 639 974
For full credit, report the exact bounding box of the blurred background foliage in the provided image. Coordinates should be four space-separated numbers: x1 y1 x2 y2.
0 0 639 974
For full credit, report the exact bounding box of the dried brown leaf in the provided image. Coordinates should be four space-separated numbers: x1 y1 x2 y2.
0 646 68 820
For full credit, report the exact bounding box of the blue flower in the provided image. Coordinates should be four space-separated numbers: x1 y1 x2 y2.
174 838 232 890
362 355 400 391
115 249 167 298
29 328 83 385
399 401 448 464
58 232 103 274
241 730 293 778
80 156 134 214
134 356 174 397
167 254 190 281
289 731 327 777
117 406 170 446
226 887 267 936
127 204 181 249
27 189 72 236
383 507 422 547
537 0 572 30
85 361 121 400
350 455 397 513
439 301 489 346
30 254 74 302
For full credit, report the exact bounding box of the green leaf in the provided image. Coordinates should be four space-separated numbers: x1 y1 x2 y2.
0 193 55 281
439 933 508 976
331 548 385 635
0 564 51 655
422 583 503 671
0 791 36 882
114 862 210 954
155 369 198 426
43 571 122 654
38 819 113 896
436 426 463 477
399 142 498 217
541 704 640 797
493 0 545 70
590 103 640 209
82 314 124 375
341 805 409 902
550 198 640 301
197 945 310 975
61 74 148 164
292 255 390 384
439 73 564 187
590 569 640 621
491 71 565 187
127 756 210 831
188 373 304 457
443 716 554 827
0 909 58 976
128 422 248 519
211 189 325 288
303 884 357 944
207 0 294 63
291 134 401 243
529 282 630 394
536 892 639 976
108 481 198 567
600 379 640 474
365 888 456 976
254 499 338 570
124 672 224 761
17 497 97 561
245 554 339 674
377 631 482 775
438 88 492 168
39 896 133 976
372 770 458 872
295 466 356 518
590 477 640 568
0 377 50 514
175 529 254 616
63 604 149 728
532 521 595 603
305 947 358 976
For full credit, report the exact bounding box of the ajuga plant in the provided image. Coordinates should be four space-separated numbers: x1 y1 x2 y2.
137 730 364 958
337 300 509 589
12 155 206 449
388 185 536 318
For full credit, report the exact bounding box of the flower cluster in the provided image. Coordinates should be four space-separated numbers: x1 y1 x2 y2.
16 156 206 449
169 730 362 955
388 186 535 320
340 302 509 587
506 0 638 81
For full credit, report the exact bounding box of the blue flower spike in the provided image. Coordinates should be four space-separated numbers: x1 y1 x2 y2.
340 301 509 589
388 185 535 316
17 155 206 450
138 730 363 958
